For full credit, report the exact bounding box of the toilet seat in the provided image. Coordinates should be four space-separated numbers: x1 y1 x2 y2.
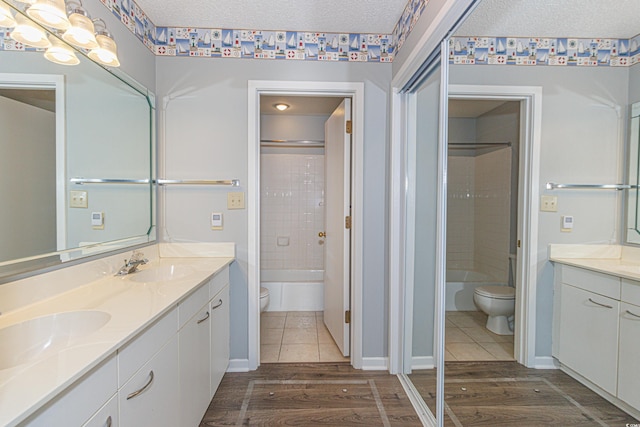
475 285 515 300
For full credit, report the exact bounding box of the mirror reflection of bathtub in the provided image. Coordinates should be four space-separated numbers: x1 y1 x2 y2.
445 269 506 311
260 269 324 312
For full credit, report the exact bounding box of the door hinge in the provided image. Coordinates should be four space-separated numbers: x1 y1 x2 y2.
345 120 352 134
345 215 351 229
345 310 351 324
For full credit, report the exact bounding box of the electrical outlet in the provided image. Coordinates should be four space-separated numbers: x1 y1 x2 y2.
228 192 245 209
541 195 557 212
70 190 88 208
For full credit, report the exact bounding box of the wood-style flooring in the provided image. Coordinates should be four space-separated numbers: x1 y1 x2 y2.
409 361 640 426
200 363 422 426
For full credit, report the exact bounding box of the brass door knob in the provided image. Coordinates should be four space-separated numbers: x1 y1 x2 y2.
318 231 326 238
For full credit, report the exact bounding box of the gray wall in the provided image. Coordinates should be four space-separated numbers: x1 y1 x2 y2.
156 58 391 360
450 64 629 357
630 64 640 104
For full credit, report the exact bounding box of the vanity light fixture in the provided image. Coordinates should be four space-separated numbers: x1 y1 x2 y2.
44 35 80 65
62 0 98 49
10 13 50 48
27 0 70 30
88 18 119 67
0 2 16 28
275 103 289 111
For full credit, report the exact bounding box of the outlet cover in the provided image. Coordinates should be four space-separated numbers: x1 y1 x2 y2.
541 195 557 212
228 192 245 209
70 190 88 208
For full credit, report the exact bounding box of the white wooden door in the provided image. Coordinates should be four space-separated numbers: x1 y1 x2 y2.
323 98 351 356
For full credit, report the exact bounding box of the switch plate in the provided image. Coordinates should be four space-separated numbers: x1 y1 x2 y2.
561 215 574 232
70 190 88 208
228 192 245 209
540 195 558 212
211 212 223 230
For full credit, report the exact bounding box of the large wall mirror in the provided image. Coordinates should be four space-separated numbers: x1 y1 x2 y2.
627 102 640 245
0 2 155 281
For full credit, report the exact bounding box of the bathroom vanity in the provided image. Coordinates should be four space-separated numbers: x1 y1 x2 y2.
550 244 640 419
0 244 234 427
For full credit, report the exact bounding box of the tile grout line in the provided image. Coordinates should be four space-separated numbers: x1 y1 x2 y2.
368 379 392 427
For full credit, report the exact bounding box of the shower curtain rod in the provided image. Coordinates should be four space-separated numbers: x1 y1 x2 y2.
260 139 324 145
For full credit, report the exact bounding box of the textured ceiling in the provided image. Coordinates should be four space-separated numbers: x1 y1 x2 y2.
457 0 640 39
133 0 409 34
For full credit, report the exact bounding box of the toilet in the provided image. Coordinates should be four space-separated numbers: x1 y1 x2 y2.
473 285 515 335
260 287 270 312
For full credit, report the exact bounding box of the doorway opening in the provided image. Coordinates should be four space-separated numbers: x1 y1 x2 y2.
445 99 520 362
259 95 350 363
247 80 366 371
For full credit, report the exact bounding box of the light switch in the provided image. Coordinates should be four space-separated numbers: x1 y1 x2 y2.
70 190 88 208
540 195 557 212
228 192 245 209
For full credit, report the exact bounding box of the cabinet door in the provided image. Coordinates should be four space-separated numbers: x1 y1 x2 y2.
210 285 230 398
82 394 118 427
559 284 619 394
180 303 212 427
119 335 179 427
618 302 640 410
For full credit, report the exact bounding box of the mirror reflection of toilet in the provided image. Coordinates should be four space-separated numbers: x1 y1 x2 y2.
473 285 515 335
260 287 270 312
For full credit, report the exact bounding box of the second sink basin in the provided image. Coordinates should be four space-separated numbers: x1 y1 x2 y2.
128 264 194 282
0 310 111 370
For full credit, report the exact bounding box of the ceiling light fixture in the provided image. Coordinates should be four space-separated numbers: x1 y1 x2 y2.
62 0 98 49
44 35 80 65
10 13 50 48
0 3 16 28
275 103 289 111
88 18 120 67
27 0 70 30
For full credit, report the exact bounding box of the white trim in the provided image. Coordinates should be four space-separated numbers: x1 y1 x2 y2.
533 356 559 370
448 84 543 368
0 73 66 253
247 80 365 371
361 357 389 371
226 359 250 372
411 356 435 370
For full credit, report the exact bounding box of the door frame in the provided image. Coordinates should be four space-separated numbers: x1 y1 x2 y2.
247 80 365 370
446 84 543 367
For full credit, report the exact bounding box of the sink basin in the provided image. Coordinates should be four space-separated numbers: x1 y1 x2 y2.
0 310 111 370
128 264 194 282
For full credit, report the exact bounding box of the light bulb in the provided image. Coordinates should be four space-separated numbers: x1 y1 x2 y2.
44 36 80 65
62 9 98 49
88 33 120 67
11 14 50 48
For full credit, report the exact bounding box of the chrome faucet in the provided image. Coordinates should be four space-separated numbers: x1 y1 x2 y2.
116 251 148 276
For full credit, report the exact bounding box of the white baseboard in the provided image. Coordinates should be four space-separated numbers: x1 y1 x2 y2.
532 356 560 369
361 357 389 370
227 359 250 372
412 356 435 370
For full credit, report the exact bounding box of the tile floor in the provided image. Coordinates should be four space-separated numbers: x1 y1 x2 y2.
260 311 350 363
445 311 514 361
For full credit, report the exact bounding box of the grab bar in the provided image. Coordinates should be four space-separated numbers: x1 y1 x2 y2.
546 182 638 191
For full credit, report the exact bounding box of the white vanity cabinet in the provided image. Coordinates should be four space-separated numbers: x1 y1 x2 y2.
210 284 230 397
179 286 213 427
617 280 640 410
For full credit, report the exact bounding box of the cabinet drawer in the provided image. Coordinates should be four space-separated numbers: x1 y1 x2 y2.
179 283 209 329
618 302 640 410
119 335 179 427
23 354 117 427
561 265 620 299
622 279 640 307
118 309 177 387
210 266 229 300
82 393 118 427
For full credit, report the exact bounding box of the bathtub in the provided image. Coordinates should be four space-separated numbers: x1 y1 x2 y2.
446 269 506 311
260 269 324 312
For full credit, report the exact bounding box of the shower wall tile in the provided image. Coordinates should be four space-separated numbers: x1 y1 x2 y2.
261 153 324 271
447 156 475 270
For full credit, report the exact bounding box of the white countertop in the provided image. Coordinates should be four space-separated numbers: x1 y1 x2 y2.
0 256 233 427
549 243 640 282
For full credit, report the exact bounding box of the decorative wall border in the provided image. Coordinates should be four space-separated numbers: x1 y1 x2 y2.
449 36 640 67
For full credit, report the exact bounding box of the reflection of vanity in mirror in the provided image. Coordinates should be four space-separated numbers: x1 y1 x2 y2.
0 2 155 281
627 102 640 245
